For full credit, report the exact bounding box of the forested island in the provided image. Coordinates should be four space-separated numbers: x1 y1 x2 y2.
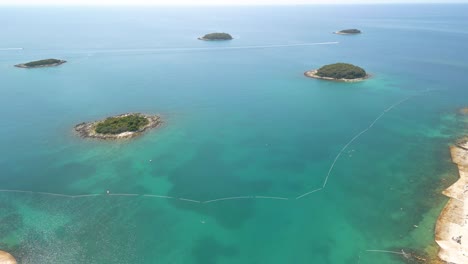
198 32 233 41
334 29 362 35
304 63 369 82
15 59 66 68
75 113 162 140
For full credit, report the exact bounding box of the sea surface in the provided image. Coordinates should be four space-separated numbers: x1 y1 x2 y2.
1 4 468 264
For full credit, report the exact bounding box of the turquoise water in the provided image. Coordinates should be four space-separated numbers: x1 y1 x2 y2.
1 4 468 263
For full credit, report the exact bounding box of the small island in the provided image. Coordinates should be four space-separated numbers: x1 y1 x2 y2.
305 63 369 82
15 58 66 68
334 29 362 35
198 32 233 41
75 113 162 140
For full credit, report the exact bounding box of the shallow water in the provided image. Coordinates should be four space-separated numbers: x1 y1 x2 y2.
1 4 468 263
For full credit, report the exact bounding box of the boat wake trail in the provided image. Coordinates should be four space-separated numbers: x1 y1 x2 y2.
81 42 339 54
0 48 23 51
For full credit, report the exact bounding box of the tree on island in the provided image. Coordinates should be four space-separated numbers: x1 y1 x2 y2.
24 59 62 67
337 29 361 34
95 114 149 135
200 32 233 40
15 58 66 68
316 63 367 79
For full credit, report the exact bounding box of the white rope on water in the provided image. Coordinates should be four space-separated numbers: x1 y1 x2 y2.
108 193 139 197
0 189 74 198
36 192 74 198
296 89 437 200
296 188 323 199
72 194 103 198
142 194 174 199
178 198 201 203
254 196 289 200
203 196 253 204
0 89 439 205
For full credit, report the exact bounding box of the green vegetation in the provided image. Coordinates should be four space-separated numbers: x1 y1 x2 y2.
95 114 149 135
338 29 361 34
23 59 63 67
201 32 233 40
316 63 367 79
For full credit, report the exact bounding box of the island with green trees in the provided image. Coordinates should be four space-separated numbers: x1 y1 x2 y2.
15 58 67 68
75 113 162 140
304 63 369 82
198 32 233 41
334 29 362 35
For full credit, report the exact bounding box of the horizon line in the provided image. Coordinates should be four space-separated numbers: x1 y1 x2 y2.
1 2 467 6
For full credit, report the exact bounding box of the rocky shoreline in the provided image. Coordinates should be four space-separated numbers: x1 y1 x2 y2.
74 113 162 140
0 250 17 264
197 37 232 41
435 137 468 264
14 60 67 68
304 70 369 82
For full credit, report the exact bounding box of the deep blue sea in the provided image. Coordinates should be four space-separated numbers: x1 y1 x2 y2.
1 4 468 263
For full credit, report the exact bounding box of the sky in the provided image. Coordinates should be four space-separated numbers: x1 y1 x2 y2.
1 0 467 5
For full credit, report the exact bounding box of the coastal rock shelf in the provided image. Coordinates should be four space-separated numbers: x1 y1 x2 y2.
435 137 468 264
15 58 66 68
305 63 369 82
198 32 233 41
0 250 17 264
75 113 162 140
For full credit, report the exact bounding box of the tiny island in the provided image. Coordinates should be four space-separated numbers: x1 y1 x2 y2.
15 58 66 68
334 29 362 35
304 63 369 82
75 113 162 140
198 32 233 41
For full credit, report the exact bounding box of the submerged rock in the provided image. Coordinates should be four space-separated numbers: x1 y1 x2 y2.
0 251 17 264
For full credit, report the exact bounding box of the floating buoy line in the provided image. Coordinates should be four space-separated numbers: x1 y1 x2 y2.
0 88 438 204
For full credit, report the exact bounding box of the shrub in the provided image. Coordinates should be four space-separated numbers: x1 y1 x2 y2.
95 114 149 135
316 63 366 79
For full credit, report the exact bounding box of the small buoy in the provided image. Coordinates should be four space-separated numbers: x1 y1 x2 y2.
200 220 206 224
414 225 418 228
106 190 110 194
149 159 152 162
